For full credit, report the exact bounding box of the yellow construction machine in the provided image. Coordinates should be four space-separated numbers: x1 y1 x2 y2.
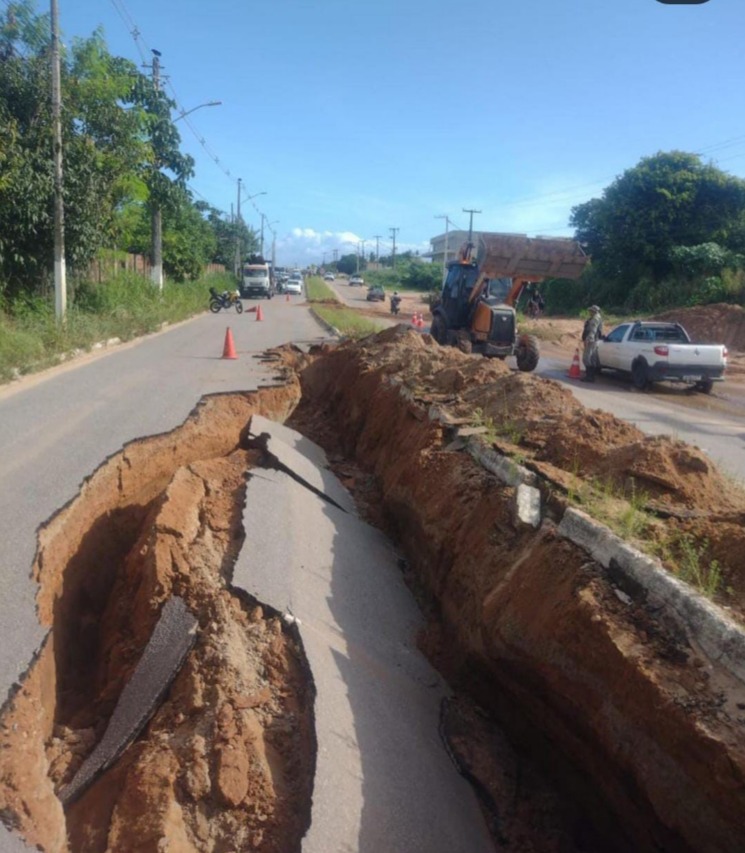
430 234 588 371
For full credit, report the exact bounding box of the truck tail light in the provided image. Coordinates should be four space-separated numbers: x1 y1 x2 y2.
653 345 669 357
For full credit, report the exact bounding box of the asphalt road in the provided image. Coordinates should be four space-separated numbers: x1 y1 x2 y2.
536 347 745 483
0 295 327 713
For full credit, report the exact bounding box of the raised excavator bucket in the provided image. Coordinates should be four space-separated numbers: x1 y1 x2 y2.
475 234 588 282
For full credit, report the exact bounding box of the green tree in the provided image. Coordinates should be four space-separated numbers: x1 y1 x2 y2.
570 151 745 308
337 253 364 275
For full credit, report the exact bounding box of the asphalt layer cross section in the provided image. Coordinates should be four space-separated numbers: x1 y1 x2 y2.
59 596 198 806
232 421 494 853
247 417 356 515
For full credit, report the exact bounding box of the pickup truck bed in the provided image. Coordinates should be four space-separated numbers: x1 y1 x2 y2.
596 321 727 392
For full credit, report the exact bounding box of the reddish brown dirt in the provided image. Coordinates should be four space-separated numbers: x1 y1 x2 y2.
653 302 745 352
285 326 745 852
0 384 315 852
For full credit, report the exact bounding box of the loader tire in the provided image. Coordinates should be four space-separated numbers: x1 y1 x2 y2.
430 315 447 345
515 334 540 372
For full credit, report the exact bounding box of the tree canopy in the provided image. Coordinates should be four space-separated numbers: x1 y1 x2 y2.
559 151 745 311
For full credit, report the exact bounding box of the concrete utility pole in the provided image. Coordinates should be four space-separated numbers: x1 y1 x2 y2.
373 235 382 263
435 214 454 280
234 178 242 279
50 0 66 321
150 49 163 290
462 207 481 244
333 249 338 263
389 227 399 270
260 213 265 258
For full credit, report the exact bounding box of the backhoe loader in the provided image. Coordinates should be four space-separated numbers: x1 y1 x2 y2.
430 234 588 371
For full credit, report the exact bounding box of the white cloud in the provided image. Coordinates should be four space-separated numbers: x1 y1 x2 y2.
276 228 365 267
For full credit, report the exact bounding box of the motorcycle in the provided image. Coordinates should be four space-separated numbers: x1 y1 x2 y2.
209 287 243 314
390 295 402 316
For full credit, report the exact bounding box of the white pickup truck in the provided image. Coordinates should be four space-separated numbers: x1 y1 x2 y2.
595 321 727 393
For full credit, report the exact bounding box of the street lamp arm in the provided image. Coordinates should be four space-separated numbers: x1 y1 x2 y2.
173 100 222 122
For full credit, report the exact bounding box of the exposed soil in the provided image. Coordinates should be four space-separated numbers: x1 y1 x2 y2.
4 324 745 852
284 326 745 852
0 385 316 852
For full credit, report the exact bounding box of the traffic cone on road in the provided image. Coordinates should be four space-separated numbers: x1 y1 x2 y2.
256 304 264 321
411 314 417 326
285 294 290 302
222 327 237 360
568 348 581 378
417 313 424 327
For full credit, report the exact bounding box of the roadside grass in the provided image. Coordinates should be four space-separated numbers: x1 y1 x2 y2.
312 305 385 339
306 277 340 303
0 271 233 384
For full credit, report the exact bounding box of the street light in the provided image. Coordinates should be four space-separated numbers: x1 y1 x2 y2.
173 100 222 122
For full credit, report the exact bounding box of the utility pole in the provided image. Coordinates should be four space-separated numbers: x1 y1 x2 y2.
389 227 399 270
260 213 265 258
50 0 66 321
333 249 338 263
356 243 361 274
435 214 454 279
150 49 163 290
271 227 277 272
234 178 242 280
462 207 481 244
373 235 382 263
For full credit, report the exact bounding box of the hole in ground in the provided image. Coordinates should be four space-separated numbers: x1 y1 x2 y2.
0 386 316 852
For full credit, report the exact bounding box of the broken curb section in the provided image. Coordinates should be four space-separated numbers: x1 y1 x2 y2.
2 325 745 852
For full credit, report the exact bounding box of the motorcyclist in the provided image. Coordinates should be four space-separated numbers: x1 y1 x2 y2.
390 291 402 315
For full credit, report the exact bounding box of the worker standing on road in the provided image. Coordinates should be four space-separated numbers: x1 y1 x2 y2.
581 305 603 382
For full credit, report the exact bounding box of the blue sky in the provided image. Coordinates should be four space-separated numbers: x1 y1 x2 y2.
57 0 745 267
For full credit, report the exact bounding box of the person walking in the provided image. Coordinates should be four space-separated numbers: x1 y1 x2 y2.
581 305 603 382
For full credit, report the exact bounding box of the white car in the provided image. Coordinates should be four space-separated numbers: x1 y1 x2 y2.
349 275 364 286
285 277 303 295
323 272 335 281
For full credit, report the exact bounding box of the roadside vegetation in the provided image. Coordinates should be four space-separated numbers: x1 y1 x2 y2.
543 151 745 315
0 272 231 383
305 277 340 303
311 305 385 339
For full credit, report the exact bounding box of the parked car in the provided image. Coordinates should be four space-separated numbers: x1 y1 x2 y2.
323 272 335 281
285 275 303 295
595 321 727 392
366 285 385 302
349 275 364 286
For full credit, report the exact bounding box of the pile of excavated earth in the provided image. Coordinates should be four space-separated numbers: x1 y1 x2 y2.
2 325 745 851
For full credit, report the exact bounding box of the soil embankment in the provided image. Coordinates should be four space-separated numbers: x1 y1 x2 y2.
2 326 745 851
287 326 745 852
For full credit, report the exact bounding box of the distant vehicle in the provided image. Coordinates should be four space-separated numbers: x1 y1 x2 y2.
349 275 364 286
366 285 385 302
323 272 335 281
209 287 243 314
285 276 303 295
596 321 727 393
240 263 273 299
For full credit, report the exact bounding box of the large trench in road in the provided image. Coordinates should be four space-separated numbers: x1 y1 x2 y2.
1 330 745 851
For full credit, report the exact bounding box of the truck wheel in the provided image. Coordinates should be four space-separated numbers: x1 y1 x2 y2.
631 359 649 390
457 334 473 355
695 378 714 394
430 315 447 345
515 334 539 372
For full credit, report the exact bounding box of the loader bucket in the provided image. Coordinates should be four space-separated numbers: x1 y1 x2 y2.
476 234 588 281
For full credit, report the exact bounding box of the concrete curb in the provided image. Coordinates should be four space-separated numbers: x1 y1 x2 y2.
422 392 745 683
558 508 745 683
308 306 341 338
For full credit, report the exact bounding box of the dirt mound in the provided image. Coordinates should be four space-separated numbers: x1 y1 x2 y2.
652 303 745 352
287 327 745 852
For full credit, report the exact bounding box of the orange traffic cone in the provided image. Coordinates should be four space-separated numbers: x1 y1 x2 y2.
411 314 417 325
568 348 581 379
417 313 424 327
256 304 264 321
285 294 290 302
222 327 237 360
